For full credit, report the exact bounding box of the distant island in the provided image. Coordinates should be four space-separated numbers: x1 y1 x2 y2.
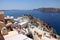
34 8 60 12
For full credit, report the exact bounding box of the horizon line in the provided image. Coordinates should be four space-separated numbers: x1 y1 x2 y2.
0 7 60 10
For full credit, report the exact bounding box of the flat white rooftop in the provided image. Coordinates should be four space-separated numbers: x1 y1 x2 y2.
18 21 28 25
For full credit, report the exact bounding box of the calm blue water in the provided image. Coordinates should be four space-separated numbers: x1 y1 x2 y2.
4 10 60 35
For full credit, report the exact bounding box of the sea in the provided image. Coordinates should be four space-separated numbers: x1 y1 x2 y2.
4 10 60 35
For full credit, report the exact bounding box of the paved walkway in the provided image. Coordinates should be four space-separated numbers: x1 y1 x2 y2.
4 30 32 40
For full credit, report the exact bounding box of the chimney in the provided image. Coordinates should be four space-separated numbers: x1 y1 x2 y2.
0 11 5 22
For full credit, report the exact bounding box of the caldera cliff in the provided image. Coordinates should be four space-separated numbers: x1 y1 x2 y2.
34 8 60 12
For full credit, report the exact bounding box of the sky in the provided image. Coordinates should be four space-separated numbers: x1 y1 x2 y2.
0 0 60 10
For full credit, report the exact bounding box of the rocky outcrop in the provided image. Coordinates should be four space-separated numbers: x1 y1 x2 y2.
37 18 55 33
24 14 56 34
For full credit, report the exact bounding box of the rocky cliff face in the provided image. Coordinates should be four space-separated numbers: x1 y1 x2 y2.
37 18 56 34
34 8 60 12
